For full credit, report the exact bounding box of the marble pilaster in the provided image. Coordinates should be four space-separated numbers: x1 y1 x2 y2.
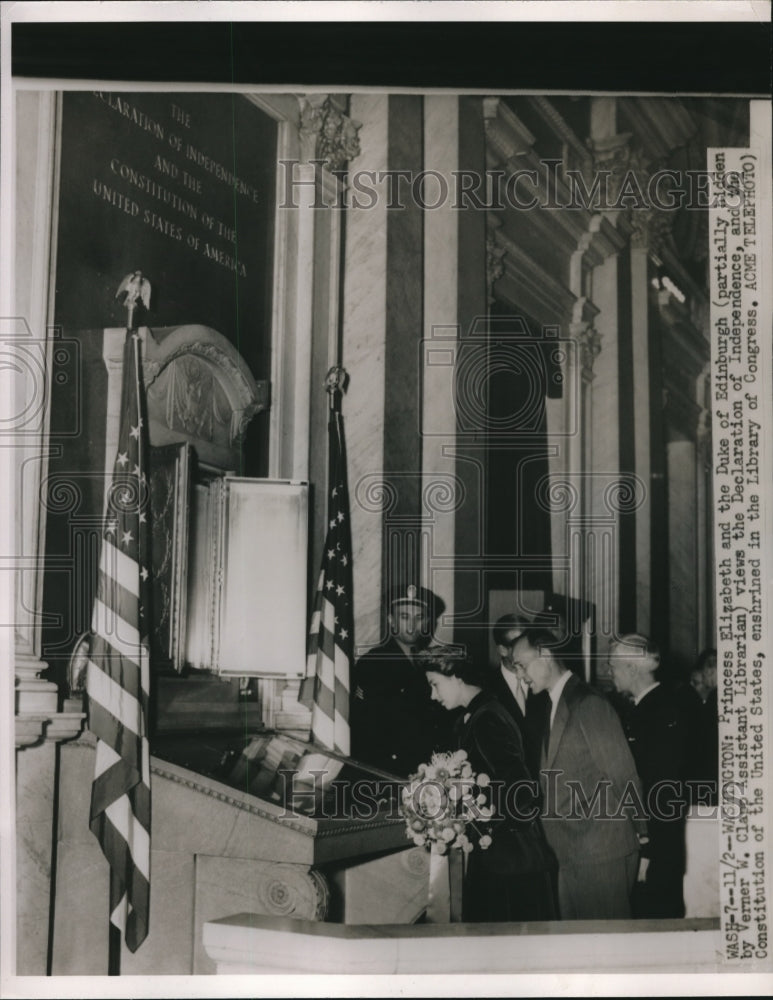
423 96 460 644
11 90 85 978
342 95 389 651
667 438 698 665
11 91 59 697
589 253 622 650
630 247 652 635
15 742 57 974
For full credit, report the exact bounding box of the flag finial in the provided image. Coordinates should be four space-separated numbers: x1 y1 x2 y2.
116 271 152 329
325 365 348 410
325 365 348 393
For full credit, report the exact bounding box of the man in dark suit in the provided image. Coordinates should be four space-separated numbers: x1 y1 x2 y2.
511 628 647 920
609 634 689 918
690 648 719 804
490 614 548 781
350 583 456 777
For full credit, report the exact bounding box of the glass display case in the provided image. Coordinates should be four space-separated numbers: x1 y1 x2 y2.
152 728 405 822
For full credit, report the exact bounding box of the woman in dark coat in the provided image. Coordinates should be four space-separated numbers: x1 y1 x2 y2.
420 646 558 922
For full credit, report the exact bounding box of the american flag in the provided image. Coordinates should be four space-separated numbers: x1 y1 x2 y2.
299 407 354 755
86 327 151 953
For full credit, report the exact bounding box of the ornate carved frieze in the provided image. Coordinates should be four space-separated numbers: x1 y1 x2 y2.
299 95 362 173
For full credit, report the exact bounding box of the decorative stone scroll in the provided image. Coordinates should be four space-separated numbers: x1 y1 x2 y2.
570 298 603 380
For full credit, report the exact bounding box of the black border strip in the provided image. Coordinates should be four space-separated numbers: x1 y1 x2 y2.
12 21 772 93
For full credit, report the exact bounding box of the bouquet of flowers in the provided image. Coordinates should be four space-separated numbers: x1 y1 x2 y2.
400 749 495 855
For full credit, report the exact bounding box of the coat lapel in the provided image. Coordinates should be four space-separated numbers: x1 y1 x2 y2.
492 669 524 724
545 673 577 767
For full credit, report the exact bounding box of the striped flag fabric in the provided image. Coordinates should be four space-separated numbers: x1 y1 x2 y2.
299 406 354 755
86 327 152 953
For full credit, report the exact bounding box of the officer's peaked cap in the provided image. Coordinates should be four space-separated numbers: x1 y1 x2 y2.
386 583 445 620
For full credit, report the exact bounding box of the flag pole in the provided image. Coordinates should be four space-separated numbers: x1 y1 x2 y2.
108 921 121 976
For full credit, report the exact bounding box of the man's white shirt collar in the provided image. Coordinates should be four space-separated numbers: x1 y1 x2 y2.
500 663 528 705
634 680 660 706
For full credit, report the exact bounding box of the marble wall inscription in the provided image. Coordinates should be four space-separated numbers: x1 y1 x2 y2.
55 92 277 371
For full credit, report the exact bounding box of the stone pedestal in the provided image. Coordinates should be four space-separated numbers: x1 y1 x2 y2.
51 736 413 975
202 911 722 975
683 805 719 918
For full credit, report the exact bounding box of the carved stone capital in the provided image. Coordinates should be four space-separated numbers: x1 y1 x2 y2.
629 206 673 255
299 95 361 173
589 134 672 255
588 131 634 203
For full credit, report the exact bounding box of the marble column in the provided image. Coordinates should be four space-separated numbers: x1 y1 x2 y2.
342 94 389 650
